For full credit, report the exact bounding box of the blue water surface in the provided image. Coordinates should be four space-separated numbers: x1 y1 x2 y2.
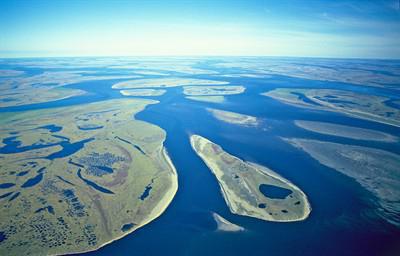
0 58 399 256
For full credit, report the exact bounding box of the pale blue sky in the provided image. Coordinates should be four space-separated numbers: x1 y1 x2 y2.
0 0 399 58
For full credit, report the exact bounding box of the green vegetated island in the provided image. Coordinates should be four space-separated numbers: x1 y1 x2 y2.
190 135 311 222
294 120 398 142
263 88 400 127
0 99 178 255
285 138 400 226
207 108 259 127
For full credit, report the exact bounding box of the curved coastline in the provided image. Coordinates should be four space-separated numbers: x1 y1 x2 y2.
56 147 178 256
190 134 311 222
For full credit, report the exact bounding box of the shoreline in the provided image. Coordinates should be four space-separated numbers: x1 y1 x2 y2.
264 93 400 128
212 212 245 232
190 135 311 223
56 147 178 256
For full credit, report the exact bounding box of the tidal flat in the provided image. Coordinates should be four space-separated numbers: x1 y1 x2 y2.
190 135 311 222
294 120 398 142
285 138 400 226
186 96 225 103
263 88 400 127
207 108 259 127
0 99 178 256
119 89 166 97
212 212 244 232
214 58 400 89
183 85 245 96
112 78 229 89
0 71 137 108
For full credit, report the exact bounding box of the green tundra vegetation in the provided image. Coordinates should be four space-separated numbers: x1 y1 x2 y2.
0 99 178 255
190 135 311 222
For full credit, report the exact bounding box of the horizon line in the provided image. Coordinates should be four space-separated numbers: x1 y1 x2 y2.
1 54 399 61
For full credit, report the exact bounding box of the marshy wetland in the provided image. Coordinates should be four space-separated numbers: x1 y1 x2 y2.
0 99 177 255
0 57 399 256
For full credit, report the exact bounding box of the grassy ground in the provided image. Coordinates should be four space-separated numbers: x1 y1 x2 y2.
0 98 178 255
190 135 311 222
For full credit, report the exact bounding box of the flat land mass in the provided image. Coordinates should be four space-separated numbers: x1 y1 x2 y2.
183 86 245 96
186 96 225 103
0 70 24 77
214 59 400 89
207 108 259 127
112 78 229 89
0 99 178 255
212 212 244 232
262 88 400 127
190 135 311 222
0 71 137 108
285 138 400 226
294 120 398 142
120 89 166 97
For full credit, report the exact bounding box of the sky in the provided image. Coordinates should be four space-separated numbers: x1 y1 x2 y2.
0 0 399 58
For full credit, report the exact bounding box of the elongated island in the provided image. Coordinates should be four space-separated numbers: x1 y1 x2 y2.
190 135 311 222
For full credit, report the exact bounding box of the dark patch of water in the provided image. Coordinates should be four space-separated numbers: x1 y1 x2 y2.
139 184 152 201
259 184 293 199
56 175 75 186
0 192 13 199
21 173 43 188
37 124 62 132
0 231 6 243
115 136 146 155
46 138 94 160
384 99 400 110
0 183 15 189
35 205 55 214
121 223 135 232
77 169 114 194
291 92 323 106
78 125 104 131
92 165 113 174
17 171 29 176
8 192 20 201
0 136 59 154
